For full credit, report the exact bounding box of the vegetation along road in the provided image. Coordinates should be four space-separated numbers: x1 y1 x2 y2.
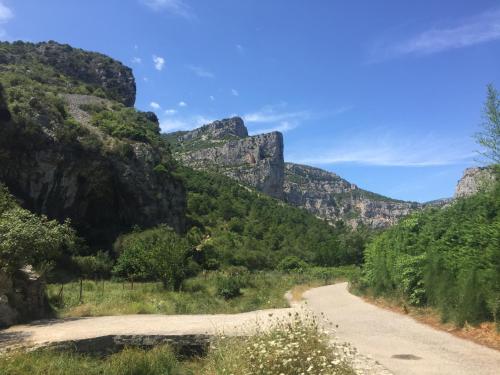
2 283 500 374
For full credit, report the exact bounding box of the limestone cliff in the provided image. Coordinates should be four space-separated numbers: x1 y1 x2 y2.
454 166 496 198
166 119 419 228
168 117 285 199
0 41 185 247
284 163 419 228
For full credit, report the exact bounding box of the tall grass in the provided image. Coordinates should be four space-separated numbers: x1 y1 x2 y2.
0 346 183 375
47 267 359 318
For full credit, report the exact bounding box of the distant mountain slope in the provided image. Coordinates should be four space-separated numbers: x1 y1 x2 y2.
283 162 420 228
165 118 420 228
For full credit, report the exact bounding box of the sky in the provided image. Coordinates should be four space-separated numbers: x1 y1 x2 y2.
1 0 499 202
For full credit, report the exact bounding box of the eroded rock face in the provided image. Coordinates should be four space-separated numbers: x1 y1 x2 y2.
0 130 186 246
0 41 136 106
174 118 285 199
454 167 496 198
284 163 419 228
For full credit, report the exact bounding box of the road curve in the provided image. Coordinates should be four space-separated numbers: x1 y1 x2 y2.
2 283 500 375
303 282 500 375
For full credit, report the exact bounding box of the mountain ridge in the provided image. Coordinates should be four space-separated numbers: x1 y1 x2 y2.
165 117 421 228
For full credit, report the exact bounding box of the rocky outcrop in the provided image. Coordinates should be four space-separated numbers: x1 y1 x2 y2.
0 266 49 328
0 115 186 246
0 43 186 247
179 117 248 141
0 41 136 106
172 118 285 199
454 167 496 198
284 163 419 228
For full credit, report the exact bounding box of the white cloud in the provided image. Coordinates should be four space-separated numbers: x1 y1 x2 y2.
178 101 187 107
153 55 165 71
160 114 213 132
251 121 298 134
150 101 161 110
236 44 244 53
132 57 142 64
371 8 500 61
0 1 13 23
164 108 177 115
244 104 312 134
141 0 195 20
288 130 474 167
187 64 215 78
143 77 149 82
209 95 215 101
231 89 239 97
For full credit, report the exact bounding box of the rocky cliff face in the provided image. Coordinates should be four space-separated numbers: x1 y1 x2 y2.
0 41 136 106
454 167 496 198
170 117 285 199
167 119 419 228
0 41 185 247
284 163 419 228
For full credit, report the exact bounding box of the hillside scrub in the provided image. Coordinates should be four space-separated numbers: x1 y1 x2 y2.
360 169 500 328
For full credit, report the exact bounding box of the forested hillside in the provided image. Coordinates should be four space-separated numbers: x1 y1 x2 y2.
361 167 499 327
178 167 370 269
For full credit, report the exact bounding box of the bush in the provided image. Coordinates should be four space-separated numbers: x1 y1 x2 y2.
277 256 309 272
216 273 243 299
113 226 191 290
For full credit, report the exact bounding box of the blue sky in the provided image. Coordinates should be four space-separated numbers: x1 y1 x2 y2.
1 0 499 202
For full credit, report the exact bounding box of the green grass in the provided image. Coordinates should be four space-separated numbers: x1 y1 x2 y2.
47 267 359 318
0 346 184 375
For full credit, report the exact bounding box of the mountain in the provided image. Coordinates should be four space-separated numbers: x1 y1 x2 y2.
454 166 496 198
164 117 284 199
165 118 420 228
0 41 186 247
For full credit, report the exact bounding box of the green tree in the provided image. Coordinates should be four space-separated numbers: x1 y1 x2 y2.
475 84 500 163
0 185 76 274
113 226 190 290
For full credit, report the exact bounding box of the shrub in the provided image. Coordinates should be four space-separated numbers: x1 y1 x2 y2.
216 273 243 299
277 256 309 272
113 226 191 290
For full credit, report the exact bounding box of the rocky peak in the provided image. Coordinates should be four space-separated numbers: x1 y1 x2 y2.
454 166 496 198
180 117 248 142
168 118 285 199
